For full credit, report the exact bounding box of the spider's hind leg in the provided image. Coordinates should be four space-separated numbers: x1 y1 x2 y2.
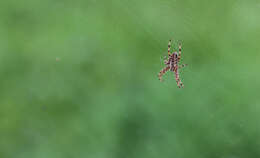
158 66 170 82
176 77 184 88
179 79 184 88
174 67 184 88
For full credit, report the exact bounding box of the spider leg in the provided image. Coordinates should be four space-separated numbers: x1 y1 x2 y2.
158 66 170 82
163 56 169 65
174 66 184 88
178 80 184 88
174 67 180 87
160 56 170 67
178 77 184 88
179 64 188 69
178 43 182 62
168 40 172 56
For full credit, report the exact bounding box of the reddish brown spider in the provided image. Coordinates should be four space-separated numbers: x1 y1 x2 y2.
158 39 187 88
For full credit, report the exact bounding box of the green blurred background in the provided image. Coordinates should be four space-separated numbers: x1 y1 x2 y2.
1 0 260 157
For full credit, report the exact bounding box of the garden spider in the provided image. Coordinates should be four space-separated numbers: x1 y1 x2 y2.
158 39 187 88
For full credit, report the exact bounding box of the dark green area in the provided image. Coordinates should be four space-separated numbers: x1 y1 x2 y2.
1 0 260 157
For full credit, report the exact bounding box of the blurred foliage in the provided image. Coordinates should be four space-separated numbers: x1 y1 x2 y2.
0 0 260 158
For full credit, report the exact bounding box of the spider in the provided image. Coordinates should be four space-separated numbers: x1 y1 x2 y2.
158 39 187 88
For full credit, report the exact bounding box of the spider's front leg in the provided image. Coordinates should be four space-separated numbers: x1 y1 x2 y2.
158 66 170 82
177 43 182 62
168 40 172 56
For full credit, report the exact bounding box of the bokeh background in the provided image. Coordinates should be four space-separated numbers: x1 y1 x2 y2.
1 0 260 157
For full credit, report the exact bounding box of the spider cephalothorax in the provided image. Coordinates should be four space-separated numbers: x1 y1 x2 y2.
158 39 187 88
